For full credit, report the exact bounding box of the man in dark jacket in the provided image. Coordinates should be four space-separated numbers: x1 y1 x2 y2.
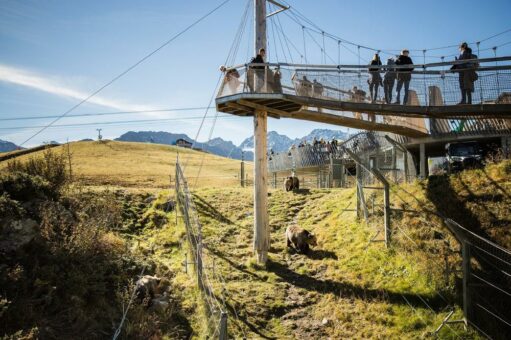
394 49 414 105
247 48 266 92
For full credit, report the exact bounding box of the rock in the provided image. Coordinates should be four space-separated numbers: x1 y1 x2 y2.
0 218 38 253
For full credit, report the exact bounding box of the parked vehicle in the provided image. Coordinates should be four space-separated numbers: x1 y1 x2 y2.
445 141 484 172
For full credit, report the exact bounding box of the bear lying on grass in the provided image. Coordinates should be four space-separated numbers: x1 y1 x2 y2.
286 225 317 254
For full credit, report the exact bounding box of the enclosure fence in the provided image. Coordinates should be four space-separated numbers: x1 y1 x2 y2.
175 161 228 340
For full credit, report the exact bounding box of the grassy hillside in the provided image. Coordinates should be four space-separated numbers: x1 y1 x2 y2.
0 141 252 190
3 143 508 338
140 186 482 339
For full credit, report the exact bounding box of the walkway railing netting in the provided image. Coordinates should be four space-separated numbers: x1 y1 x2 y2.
218 57 511 136
218 57 511 107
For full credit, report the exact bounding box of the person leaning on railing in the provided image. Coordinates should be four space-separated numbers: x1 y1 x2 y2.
394 49 414 105
451 42 479 105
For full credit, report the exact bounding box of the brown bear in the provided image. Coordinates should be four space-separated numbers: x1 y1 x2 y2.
292 177 300 190
135 275 162 303
284 177 294 191
284 176 300 192
286 225 317 254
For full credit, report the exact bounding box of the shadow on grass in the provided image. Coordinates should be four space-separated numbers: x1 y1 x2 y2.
266 259 445 310
308 249 338 260
193 194 233 224
426 175 492 241
293 188 312 195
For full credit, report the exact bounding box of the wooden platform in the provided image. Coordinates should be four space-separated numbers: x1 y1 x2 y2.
216 93 511 138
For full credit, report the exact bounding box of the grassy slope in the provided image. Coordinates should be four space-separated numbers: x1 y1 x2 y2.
141 186 483 339
0 141 253 190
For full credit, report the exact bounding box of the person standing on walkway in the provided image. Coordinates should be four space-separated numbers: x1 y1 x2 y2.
247 48 266 92
452 42 478 104
383 57 397 104
394 49 414 105
368 53 382 103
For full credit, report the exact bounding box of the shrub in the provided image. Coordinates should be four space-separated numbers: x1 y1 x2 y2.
0 172 54 201
6 149 69 194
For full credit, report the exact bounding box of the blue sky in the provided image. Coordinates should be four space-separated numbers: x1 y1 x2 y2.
1 0 510 147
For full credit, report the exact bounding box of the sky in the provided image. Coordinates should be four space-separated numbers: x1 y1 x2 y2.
1 0 510 147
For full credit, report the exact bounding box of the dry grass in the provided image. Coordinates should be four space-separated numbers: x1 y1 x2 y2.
0 140 253 190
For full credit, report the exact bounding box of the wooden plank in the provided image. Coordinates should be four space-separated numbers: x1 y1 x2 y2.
239 99 287 118
289 109 429 138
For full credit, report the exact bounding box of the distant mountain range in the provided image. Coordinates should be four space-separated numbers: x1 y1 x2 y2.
239 129 351 153
0 139 22 153
116 129 350 161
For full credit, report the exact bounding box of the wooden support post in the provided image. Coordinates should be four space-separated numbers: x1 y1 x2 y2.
219 312 228 340
252 0 268 264
462 241 472 324
419 143 426 179
253 110 269 264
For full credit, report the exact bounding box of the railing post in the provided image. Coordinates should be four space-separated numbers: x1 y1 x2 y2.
219 312 228 340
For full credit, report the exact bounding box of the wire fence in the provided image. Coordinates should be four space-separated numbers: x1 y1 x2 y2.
175 160 228 339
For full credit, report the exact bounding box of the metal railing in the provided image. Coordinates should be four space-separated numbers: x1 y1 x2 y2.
218 57 511 106
218 57 511 137
175 161 228 339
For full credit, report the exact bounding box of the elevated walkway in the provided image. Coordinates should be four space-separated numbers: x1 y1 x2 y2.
216 57 511 138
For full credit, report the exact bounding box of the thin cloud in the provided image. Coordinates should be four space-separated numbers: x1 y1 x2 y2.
0 63 157 112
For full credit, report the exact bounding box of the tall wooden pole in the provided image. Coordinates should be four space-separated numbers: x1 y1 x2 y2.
253 0 268 264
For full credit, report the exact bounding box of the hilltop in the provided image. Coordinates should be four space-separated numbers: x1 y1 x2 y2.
0 140 252 190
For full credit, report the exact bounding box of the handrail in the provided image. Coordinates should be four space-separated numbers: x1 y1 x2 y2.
227 55 511 71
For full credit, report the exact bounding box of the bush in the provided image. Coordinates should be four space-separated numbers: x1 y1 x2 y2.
6 149 69 194
0 172 54 201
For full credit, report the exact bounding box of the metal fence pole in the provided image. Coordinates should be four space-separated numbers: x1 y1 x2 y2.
383 181 391 247
462 241 472 325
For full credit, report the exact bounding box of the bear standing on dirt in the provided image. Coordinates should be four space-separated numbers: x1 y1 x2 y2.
286 226 317 254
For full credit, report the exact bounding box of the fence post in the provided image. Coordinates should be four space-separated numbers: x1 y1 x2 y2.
462 241 472 325
383 181 391 247
197 225 203 291
240 160 245 187
219 312 228 340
